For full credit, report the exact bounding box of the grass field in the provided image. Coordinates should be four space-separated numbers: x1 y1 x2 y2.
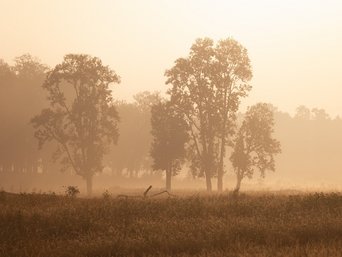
1 191 342 257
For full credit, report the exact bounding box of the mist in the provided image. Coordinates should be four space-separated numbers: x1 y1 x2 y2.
0 55 341 193
1 1 342 256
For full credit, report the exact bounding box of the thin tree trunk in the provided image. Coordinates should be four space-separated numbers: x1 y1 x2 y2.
217 134 226 192
234 171 243 194
217 166 223 192
86 175 93 197
205 172 212 192
218 85 230 192
166 167 171 192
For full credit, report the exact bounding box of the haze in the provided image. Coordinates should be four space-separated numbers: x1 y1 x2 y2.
1 0 342 116
2 2 342 255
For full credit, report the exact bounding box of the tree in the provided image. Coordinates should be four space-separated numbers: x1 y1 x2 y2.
165 38 252 192
213 38 252 192
150 100 188 191
13 54 48 79
0 55 49 176
106 91 161 178
311 108 330 121
31 54 120 196
230 103 281 193
294 105 311 120
133 91 161 112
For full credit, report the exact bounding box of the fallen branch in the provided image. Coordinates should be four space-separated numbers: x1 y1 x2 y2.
117 185 153 199
150 190 177 198
117 194 144 199
116 185 177 199
143 185 153 198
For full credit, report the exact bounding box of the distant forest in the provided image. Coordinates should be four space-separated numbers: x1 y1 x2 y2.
1 54 342 193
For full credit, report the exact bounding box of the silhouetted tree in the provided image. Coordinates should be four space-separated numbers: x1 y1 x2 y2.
165 38 252 192
150 100 188 191
294 105 311 120
13 54 47 79
0 55 48 176
0 59 15 80
230 103 281 193
132 91 161 174
311 108 330 121
134 91 161 112
31 54 120 196
213 38 252 192
107 91 161 178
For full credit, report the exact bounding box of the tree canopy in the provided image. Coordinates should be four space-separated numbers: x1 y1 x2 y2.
230 103 281 193
165 37 252 191
150 100 188 191
31 54 120 196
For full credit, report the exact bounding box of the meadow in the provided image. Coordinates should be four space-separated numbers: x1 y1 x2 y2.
1 190 342 257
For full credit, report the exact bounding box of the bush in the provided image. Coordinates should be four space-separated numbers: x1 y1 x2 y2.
65 186 80 198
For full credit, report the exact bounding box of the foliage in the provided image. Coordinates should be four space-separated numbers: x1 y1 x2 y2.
102 190 111 199
1 192 342 256
165 37 252 191
150 100 189 190
133 90 161 112
295 105 331 121
107 91 161 178
65 186 80 198
0 55 52 176
31 54 120 196
230 103 281 192
13 54 48 79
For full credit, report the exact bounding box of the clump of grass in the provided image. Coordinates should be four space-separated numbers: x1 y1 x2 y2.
64 186 80 198
102 190 111 200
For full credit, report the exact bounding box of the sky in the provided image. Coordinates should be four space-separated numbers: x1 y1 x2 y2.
0 0 341 117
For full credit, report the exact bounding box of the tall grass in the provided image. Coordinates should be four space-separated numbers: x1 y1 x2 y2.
0 191 342 256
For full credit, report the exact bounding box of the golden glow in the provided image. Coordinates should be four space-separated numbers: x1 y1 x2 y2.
0 0 341 116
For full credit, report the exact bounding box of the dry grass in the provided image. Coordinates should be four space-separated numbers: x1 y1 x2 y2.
1 191 342 256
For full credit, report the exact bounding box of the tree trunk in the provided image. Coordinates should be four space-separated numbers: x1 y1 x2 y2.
217 167 223 192
166 168 171 192
86 175 93 197
217 86 229 193
217 135 226 192
234 173 243 194
205 173 212 192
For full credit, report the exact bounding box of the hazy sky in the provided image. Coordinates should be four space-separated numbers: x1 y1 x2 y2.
1 0 341 116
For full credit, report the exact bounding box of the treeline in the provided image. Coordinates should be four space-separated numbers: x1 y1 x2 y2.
0 55 51 175
272 106 342 188
0 56 158 186
1 41 342 194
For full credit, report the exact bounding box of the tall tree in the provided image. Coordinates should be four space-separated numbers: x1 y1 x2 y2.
31 54 120 196
150 100 188 191
166 38 217 192
230 103 281 193
165 37 252 192
294 105 311 120
311 108 330 121
107 91 161 178
214 38 252 192
0 55 48 176
13 54 48 79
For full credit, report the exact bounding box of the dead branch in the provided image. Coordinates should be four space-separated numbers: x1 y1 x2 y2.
143 185 152 198
116 186 176 199
150 190 177 198
117 194 143 199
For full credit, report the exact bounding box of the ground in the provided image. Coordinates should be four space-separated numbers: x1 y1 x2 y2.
1 191 342 257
